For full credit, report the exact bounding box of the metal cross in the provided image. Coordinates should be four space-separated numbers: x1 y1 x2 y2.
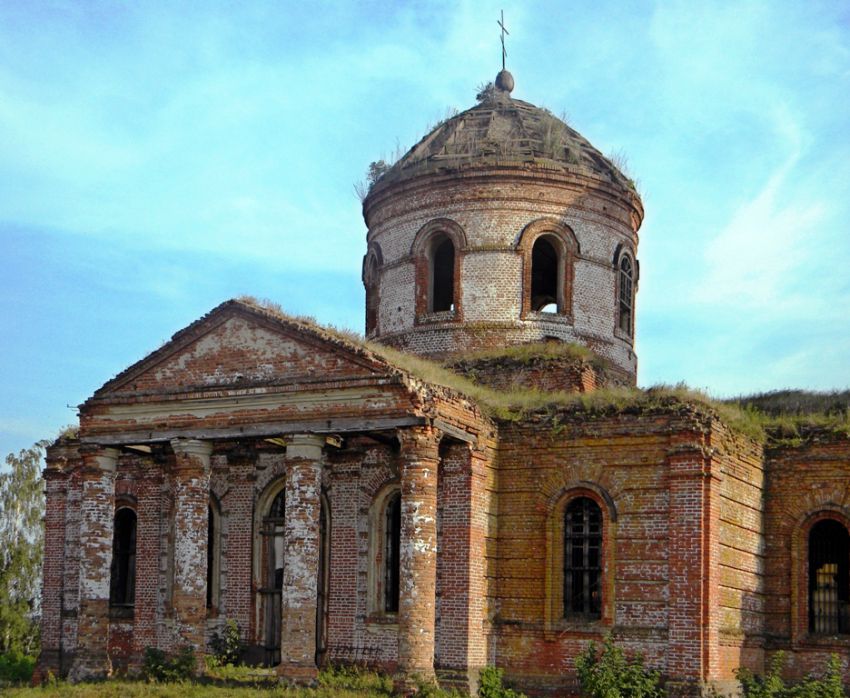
497 10 509 70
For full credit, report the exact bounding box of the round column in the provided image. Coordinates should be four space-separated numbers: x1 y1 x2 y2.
396 426 442 688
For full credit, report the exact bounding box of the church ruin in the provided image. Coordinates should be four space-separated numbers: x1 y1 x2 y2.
37 68 850 696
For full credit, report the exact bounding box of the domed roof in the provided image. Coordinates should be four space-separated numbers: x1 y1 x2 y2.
369 72 638 196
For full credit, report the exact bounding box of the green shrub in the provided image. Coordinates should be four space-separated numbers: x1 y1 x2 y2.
737 652 846 698
142 646 196 682
575 635 665 698
209 619 243 666
0 651 36 684
478 666 526 698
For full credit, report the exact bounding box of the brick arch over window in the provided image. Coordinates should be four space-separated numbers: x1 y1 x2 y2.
613 243 638 338
254 477 287 666
792 509 850 640
207 493 222 612
544 483 616 635
411 218 467 321
367 481 402 617
516 218 579 318
110 501 137 609
362 243 384 336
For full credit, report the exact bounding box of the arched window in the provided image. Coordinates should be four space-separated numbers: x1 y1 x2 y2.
384 492 401 613
618 256 634 335
809 519 850 633
260 487 286 665
412 219 466 320
110 507 137 607
368 484 402 616
531 236 560 312
518 220 577 319
207 499 221 611
564 497 602 618
430 236 455 313
363 247 382 336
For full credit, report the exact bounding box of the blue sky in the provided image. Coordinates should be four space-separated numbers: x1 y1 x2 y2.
2 0 849 459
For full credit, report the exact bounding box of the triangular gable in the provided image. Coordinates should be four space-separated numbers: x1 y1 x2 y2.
92 300 394 399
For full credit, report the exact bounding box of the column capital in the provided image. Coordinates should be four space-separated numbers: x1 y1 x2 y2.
80 446 120 473
170 438 213 459
286 434 325 461
396 425 442 458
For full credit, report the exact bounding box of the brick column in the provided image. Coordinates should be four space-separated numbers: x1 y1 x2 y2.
435 443 489 694
666 438 718 693
68 446 119 682
396 426 441 689
36 446 74 680
170 439 213 663
279 434 325 680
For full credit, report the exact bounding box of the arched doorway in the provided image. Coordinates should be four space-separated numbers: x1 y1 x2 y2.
256 482 331 668
315 492 330 666
259 488 285 666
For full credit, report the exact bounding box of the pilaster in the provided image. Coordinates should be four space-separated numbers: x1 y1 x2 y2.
68 446 119 682
435 443 489 694
666 437 719 694
220 447 256 637
130 457 164 666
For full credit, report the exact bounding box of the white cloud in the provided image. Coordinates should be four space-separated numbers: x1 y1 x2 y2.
697 105 825 309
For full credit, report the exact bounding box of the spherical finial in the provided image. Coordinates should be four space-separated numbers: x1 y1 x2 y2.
495 69 514 93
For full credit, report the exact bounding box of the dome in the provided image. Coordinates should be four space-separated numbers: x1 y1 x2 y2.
368 74 638 198
361 72 643 384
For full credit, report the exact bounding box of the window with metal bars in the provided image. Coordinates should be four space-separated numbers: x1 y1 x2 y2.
809 519 850 634
564 497 602 619
618 256 633 335
384 492 401 613
110 507 136 606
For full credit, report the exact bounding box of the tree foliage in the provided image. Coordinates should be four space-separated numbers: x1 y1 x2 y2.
0 442 46 655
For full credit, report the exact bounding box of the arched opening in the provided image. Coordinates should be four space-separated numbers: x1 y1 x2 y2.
809 519 850 633
384 492 401 613
364 252 381 335
110 507 137 607
207 499 221 611
260 487 286 666
531 237 559 312
618 256 634 335
431 236 455 313
315 493 331 667
564 497 602 618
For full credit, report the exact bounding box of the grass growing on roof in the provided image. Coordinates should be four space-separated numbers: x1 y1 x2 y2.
235 296 850 444
445 341 597 365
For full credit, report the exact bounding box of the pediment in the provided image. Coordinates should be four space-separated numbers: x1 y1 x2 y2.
93 301 391 398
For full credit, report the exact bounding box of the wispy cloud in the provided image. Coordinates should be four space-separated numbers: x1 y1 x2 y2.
698 104 826 309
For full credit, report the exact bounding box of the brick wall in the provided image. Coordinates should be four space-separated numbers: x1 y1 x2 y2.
365 168 639 377
763 432 850 684
445 353 631 393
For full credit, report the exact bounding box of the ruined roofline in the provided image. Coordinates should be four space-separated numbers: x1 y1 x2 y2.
83 296 845 446
83 297 493 425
